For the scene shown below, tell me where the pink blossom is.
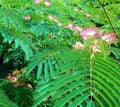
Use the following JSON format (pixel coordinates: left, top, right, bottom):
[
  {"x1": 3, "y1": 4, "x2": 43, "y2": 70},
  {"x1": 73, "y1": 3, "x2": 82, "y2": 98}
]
[
  {"x1": 48, "y1": 15, "x2": 58, "y2": 22},
  {"x1": 53, "y1": 17, "x2": 58, "y2": 22},
  {"x1": 97, "y1": 31, "x2": 104, "y2": 38},
  {"x1": 68, "y1": 23, "x2": 73, "y2": 28},
  {"x1": 91, "y1": 44, "x2": 101, "y2": 53},
  {"x1": 44, "y1": 1, "x2": 51, "y2": 6},
  {"x1": 25, "y1": 83, "x2": 32, "y2": 88},
  {"x1": 48, "y1": 15, "x2": 54, "y2": 20},
  {"x1": 80, "y1": 27, "x2": 98, "y2": 40},
  {"x1": 58, "y1": 22, "x2": 62, "y2": 26},
  {"x1": 90, "y1": 40, "x2": 101, "y2": 54},
  {"x1": 66, "y1": 23, "x2": 74, "y2": 30},
  {"x1": 102, "y1": 33, "x2": 116, "y2": 43},
  {"x1": 92, "y1": 45, "x2": 101, "y2": 53},
  {"x1": 73, "y1": 42, "x2": 84, "y2": 50},
  {"x1": 6, "y1": 74, "x2": 12, "y2": 80},
  {"x1": 24, "y1": 15, "x2": 31, "y2": 20},
  {"x1": 73, "y1": 26, "x2": 83, "y2": 32},
  {"x1": 34, "y1": 0, "x2": 42, "y2": 4}
]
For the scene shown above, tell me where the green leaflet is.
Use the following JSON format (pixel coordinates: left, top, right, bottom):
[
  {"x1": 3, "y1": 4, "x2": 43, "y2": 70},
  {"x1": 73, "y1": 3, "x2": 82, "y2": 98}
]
[
  {"x1": 32, "y1": 51, "x2": 120, "y2": 107},
  {"x1": 0, "y1": 89, "x2": 18, "y2": 107},
  {"x1": 54, "y1": 86, "x2": 89, "y2": 107},
  {"x1": 0, "y1": 8, "x2": 36, "y2": 60},
  {"x1": 69, "y1": 93, "x2": 90, "y2": 107},
  {"x1": 37, "y1": 63, "x2": 43, "y2": 80},
  {"x1": 110, "y1": 47, "x2": 120, "y2": 59},
  {"x1": 52, "y1": 79, "x2": 89, "y2": 100},
  {"x1": 48, "y1": 59, "x2": 55, "y2": 78}
]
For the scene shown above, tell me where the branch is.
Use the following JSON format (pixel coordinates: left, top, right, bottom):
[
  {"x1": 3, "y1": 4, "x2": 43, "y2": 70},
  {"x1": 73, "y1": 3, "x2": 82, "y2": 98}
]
[{"x1": 97, "y1": 0, "x2": 116, "y2": 33}]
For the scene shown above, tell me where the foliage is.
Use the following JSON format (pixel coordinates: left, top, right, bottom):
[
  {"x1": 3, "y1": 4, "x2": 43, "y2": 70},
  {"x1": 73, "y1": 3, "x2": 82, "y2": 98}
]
[
  {"x1": 26, "y1": 48, "x2": 120, "y2": 107},
  {"x1": 0, "y1": 86, "x2": 18, "y2": 107},
  {"x1": 0, "y1": 0, "x2": 120, "y2": 107}
]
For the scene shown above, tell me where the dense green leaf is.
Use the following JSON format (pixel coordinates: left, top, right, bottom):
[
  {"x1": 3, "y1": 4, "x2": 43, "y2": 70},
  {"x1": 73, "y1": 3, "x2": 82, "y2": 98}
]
[{"x1": 0, "y1": 89, "x2": 18, "y2": 107}]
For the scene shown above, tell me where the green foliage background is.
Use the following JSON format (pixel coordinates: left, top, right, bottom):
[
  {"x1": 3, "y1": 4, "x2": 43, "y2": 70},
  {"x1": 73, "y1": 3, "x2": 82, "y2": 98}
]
[{"x1": 0, "y1": 0, "x2": 120, "y2": 107}]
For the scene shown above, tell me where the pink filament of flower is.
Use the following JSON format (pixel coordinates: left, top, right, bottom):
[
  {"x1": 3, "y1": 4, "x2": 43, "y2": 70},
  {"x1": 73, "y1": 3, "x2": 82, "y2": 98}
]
[
  {"x1": 45, "y1": 1, "x2": 51, "y2": 6},
  {"x1": 34, "y1": 0, "x2": 42, "y2": 4},
  {"x1": 80, "y1": 27, "x2": 97, "y2": 40},
  {"x1": 102, "y1": 33, "x2": 116, "y2": 43},
  {"x1": 73, "y1": 26, "x2": 83, "y2": 32}
]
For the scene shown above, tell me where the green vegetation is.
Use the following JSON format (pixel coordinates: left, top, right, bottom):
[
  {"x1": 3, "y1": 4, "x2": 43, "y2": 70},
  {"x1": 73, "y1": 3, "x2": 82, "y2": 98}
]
[{"x1": 0, "y1": 0, "x2": 120, "y2": 107}]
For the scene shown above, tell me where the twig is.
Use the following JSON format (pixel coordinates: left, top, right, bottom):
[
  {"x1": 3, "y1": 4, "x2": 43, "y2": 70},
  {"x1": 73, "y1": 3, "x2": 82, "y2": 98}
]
[{"x1": 97, "y1": 0, "x2": 116, "y2": 33}]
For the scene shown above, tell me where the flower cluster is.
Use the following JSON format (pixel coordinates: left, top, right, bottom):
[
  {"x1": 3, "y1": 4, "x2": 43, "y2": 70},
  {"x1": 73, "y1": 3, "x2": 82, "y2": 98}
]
[
  {"x1": 80, "y1": 27, "x2": 98, "y2": 40},
  {"x1": 48, "y1": 15, "x2": 83, "y2": 31},
  {"x1": 48, "y1": 15, "x2": 63, "y2": 26},
  {"x1": 65, "y1": 23, "x2": 117, "y2": 44},
  {"x1": 34, "y1": 0, "x2": 42, "y2": 4},
  {"x1": 31, "y1": 1, "x2": 117, "y2": 47},
  {"x1": 80, "y1": 27, "x2": 117, "y2": 43},
  {"x1": 48, "y1": 15, "x2": 58, "y2": 22},
  {"x1": 47, "y1": 14, "x2": 116, "y2": 44},
  {"x1": 73, "y1": 27, "x2": 117, "y2": 54},
  {"x1": 73, "y1": 40, "x2": 101, "y2": 55},
  {"x1": 34, "y1": 0, "x2": 51, "y2": 6},
  {"x1": 47, "y1": 14, "x2": 117, "y2": 44},
  {"x1": 6, "y1": 69, "x2": 32, "y2": 88},
  {"x1": 73, "y1": 42, "x2": 84, "y2": 50},
  {"x1": 90, "y1": 40, "x2": 101, "y2": 53},
  {"x1": 74, "y1": 7, "x2": 91, "y2": 18},
  {"x1": 65, "y1": 23, "x2": 83, "y2": 32},
  {"x1": 44, "y1": 0, "x2": 51, "y2": 6}
]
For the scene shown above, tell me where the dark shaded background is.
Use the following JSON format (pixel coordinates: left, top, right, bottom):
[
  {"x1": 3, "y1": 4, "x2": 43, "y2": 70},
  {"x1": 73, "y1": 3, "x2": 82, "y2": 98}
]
[{"x1": 0, "y1": 58, "x2": 13, "y2": 78}]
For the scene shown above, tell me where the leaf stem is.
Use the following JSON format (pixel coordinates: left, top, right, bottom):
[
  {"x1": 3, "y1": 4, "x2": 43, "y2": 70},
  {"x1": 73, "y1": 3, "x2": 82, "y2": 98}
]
[{"x1": 90, "y1": 59, "x2": 92, "y2": 102}]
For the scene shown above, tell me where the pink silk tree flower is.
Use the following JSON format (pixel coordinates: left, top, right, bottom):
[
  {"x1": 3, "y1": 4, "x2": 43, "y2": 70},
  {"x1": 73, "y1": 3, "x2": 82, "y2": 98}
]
[
  {"x1": 90, "y1": 43, "x2": 101, "y2": 53},
  {"x1": 90, "y1": 40, "x2": 101, "y2": 59},
  {"x1": 53, "y1": 17, "x2": 58, "y2": 22},
  {"x1": 67, "y1": 23, "x2": 73, "y2": 28},
  {"x1": 24, "y1": 15, "x2": 31, "y2": 20},
  {"x1": 97, "y1": 31, "x2": 104, "y2": 38},
  {"x1": 44, "y1": 1, "x2": 51, "y2": 6},
  {"x1": 48, "y1": 15, "x2": 54, "y2": 20},
  {"x1": 102, "y1": 33, "x2": 117, "y2": 43},
  {"x1": 73, "y1": 26, "x2": 83, "y2": 32},
  {"x1": 48, "y1": 15, "x2": 58, "y2": 22},
  {"x1": 66, "y1": 23, "x2": 74, "y2": 30},
  {"x1": 80, "y1": 27, "x2": 98, "y2": 40},
  {"x1": 73, "y1": 42, "x2": 84, "y2": 50},
  {"x1": 34, "y1": 0, "x2": 42, "y2": 4}
]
